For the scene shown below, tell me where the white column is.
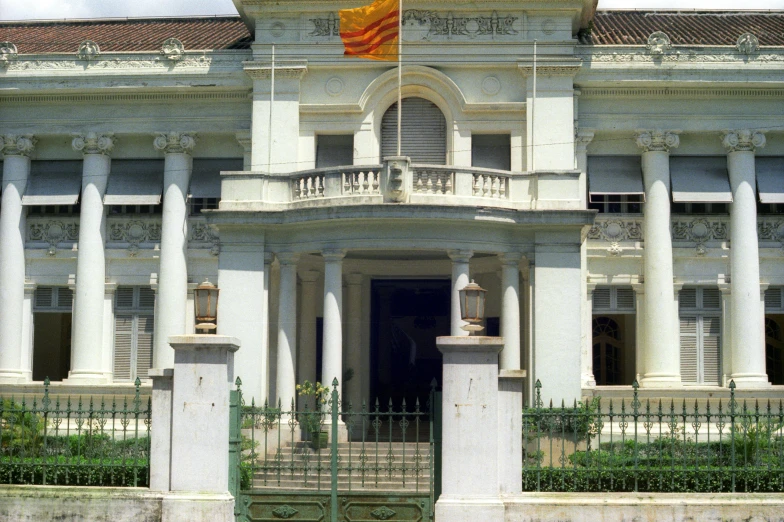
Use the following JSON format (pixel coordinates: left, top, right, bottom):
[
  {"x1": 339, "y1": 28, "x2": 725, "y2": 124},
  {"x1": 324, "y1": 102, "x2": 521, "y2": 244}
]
[
  {"x1": 321, "y1": 250, "x2": 345, "y2": 398},
  {"x1": 499, "y1": 253, "x2": 522, "y2": 370},
  {"x1": 633, "y1": 284, "x2": 645, "y2": 382},
  {"x1": 298, "y1": 269, "x2": 320, "y2": 398},
  {"x1": 69, "y1": 133, "x2": 114, "y2": 383},
  {"x1": 723, "y1": 130, "x2": 770, "y2": 387},
  {"x1": 448, "y1": 250, "x2": 473, "y2": 336},
  {"x1": 152, "y1": 132, "x2": 196, "y2": 370},
  {"x1": 345, "y1": 272, "x2": 363, "y2": 410},
  {"x1": 276, "y1": 253, "x2": 299, "y2": 412},
  {"x1": 584, "y1": 284, "x2": 597, "y2": 387},
  {"x1": 0, "y1": 135, "x2": 35, "y2": 384},
  {"x1": 576, "y1": 130, "x2": 595, "y2": 388},
  {"x1": 636, "y1": 130, "x2": 681, "y2": 388}
]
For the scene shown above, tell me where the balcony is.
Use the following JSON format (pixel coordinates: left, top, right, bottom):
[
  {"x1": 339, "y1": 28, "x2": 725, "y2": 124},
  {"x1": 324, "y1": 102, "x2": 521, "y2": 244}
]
[{"x1": 219, "y1": 159, "x2": 581, "y2": 212}]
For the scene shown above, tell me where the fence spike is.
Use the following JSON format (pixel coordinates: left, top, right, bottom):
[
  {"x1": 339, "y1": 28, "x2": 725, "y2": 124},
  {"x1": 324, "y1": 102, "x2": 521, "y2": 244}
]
[
  {"x1": 235, "y1": 376, "x2": 242, "y2": 388},
  {"x1": 332, "y1": 377, "x2": 339, "y2": 387},
  {"x1": 44, "y1": 376, "x2": 50, "y2": 387}
]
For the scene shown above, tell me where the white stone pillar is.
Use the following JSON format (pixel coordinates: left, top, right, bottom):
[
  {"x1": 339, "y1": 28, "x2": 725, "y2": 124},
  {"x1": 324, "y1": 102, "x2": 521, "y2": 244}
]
[
  {"x1": 148, "y1": 368, "x2": 173, "y2": 492},
  {"x1": 448, "y1": 250, "x2": 473, "y2": 336},
  {"x1": 69, "y1": 132, "x2": 114, "y2": 383},
  {"x1": 633, "y1": 284, "x2": 645, "y2": 382},
  {"x1": 436, "y1": 336, "x2": 504, "y2": 522},
  {"x1": 576, "y1": 130, "x2": 595, "y2": 388},
  {"x1": 152, "y1": 133, "x2": 195, "y2": 370},
  {"x1": 498, "y1": 369, "x2": 525, "y2": 494},
  {"x1": 345, "y1": 272, "x2": 363, "y2": 410},
  {"x1": 584, "y1": 284, "x2": 597, "y2": 387},
  {"x1": 636, "y1": 130, "x2": 681, "y2": 388},
  {"x1": 298, "y1": 269, "x2": 320, "y2": 401},
  {"x1": 499, "y1": 253, "x2": 522, "y2": 370},
  {"x1": 723, "y1": 130, "x2": 770, "y2": 388},
  {"x1": 166, "y1": 335, "x2": 238, "y2": 521},
  {"x1": 321, "y1": 250, "x2": 345, "y2": 398},
  {"x1": 276, "y1": 253, "x2": 299, "y2": 412},
  {"x1": 0, "y1": 135, "x2": 35, "y2": 384}
]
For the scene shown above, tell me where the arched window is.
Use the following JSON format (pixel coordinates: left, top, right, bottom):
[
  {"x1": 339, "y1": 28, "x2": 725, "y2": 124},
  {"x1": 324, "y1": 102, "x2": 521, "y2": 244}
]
[
  {"x1": 381, "y1": 97, "x2": 446, "y2": 164},
  {"x1": 592, "y1": 317, "x2": 623, "y2": 385}
]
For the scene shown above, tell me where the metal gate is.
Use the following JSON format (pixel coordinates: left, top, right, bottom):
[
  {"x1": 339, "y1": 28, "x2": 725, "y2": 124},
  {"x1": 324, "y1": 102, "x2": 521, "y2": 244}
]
[{"x1": 229, "y1": 378, "x2": 441, "y2": 521}]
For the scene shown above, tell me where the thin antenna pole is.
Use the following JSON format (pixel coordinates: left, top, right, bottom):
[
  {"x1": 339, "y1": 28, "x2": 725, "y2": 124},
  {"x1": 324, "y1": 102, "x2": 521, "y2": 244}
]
[
  {"x1": 531, "y1": 39, "x2": 536, "y2": 172},
  {"x1": 396, "y1": 0, "x2": 402, "y2": 157},
  {"x1": 268, "y1": 44, "x2": 275, "y2": 173}
]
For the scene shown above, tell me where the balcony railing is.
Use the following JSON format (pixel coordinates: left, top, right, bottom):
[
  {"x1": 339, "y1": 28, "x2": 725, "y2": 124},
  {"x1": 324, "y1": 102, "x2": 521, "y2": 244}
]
[{"x1": 220, "y1": 160, "x2": 581, "y2": 211}]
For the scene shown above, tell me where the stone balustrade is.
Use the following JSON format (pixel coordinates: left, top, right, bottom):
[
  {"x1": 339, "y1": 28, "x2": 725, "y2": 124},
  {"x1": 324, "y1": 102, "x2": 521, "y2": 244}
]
[{"x1": 220, "y1": 159, "x2": 580, "y2": 211}]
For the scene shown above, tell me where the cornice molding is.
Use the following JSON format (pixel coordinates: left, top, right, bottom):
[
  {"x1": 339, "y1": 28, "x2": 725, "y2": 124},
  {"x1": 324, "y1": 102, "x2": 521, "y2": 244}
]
[
  {"x1": 0, "y1": 91, "x2": 250, "y2": 105},
  {"x1": 519, "y1": 58, "x2": 582, "y2": 77},
  {"x1": 243, "y1": 60, "x2": 308, "y2": 80},
  {"x1": 578, "y1": 47, "x2": 784, "y2": 64},
  {"x1": 3, "y1": 51, "x2": 249, "y2": 72},
  {"x1": 579, "y1": 87, "x2": 784, "y2": 99}
]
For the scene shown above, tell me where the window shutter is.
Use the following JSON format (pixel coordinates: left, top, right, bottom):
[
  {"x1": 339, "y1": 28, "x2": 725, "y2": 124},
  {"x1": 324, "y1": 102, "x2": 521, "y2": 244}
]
[
  {"x1": 679, "y1": 289, "x2": 698, "y2": 310},
  {"x1": 35, "y1": 287, "x2": 54, "y2": 309},
  {"x1": 57, "y1": 288, "x2": 73, "y2": 309},
  {"x1": 138, "y1": 287, "x2": 155, "y2": 310},
  {"x1": 702, "y1": 316, "x2": 721, "y2": 385},
  {"x1": 765, "y1": 288, "x2": 783, "y2": 312},
  {"x1": 592, "y1": 288, "x2": 611, "y2": 311},
  {"x1": 701, "y1": 288, "x2": 721, "y2": 310},
  {"x1": 113, "y1": 315, "x2": 134, "y2": 381},
  {"x1": 116, "y1": 287, "x2": 135, "y2": 309},
  {"x1": 680, "y1": 315, "x2": 699, "y2": 384},
  {"x1": 381, "y1": 97, "x2": 446, "y2": 164},
  {"x1": 135, "y1": 315, "x2": 154, "y2": 380},
  {"x1": 615, "y1": 288, "x2": 635, "y2": 311}
]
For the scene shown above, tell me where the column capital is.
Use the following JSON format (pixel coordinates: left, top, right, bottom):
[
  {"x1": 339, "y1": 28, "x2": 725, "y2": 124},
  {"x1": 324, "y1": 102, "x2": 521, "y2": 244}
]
[
  {"x1": 299, "y1": 269, "x2": 321, "y2": 283},
  {"x1": 276, "y1": 252, "x2": 300, "y2": 265},
  {"x1": 346, "y1": 272, "x2": 363, "y2": 285},
  {"x1": 153, "y1": 132, "x2": 196, "y2": 154},
  {"x1": 635, "y1": 129, "x2": 680, "y2": 153},
  {"x1": 72, "y1": 132, "x2": 114, "y2": 155},
  {"x1": 0, "y1": 134, "x2": 36, "y2": 157},
  {"x1": 722, "y1": 129, "x2": 766, "y2": 153},
  {"x1": 447, "y1": 249, "x2": 473, "y2": 263},
  {"x1": 264, "y1": 252, "x2": 275, "y2": 264},
  {"x1": 321, "y1": 249, "x2": 346, "y2": 262},
  {"x1": 575, "y1": 129, "x2": 595, "y2": 154},
  {"x1": 498, "y1": 252, "x2": 523, "y2": 266}
]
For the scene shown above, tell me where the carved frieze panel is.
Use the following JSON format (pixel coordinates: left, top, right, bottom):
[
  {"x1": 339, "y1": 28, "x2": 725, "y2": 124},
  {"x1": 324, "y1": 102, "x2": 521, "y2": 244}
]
[
  {"x1": 579, "y1": 48, "x2": 784, "y2": 64},
  {"x1": 27, "y1": 219, "x2": 79, "y2": 256},
  {"x1": 161, "y1": 38, "x2": 185, "y2": 62},
  {"x1": 189, "y1": 222, "x2": 220, "y2": 256},
  {"x1": 646, "y1": 32, "x2": 672, "y2": 55},
  {"x1": 736, "y1": 33, "x2": 759, "y2": 55},
  {"x1": 671, "y1": 218, "x2": 728, "y2": 256},
  {"x1": 0, "y1": 42, "x2": 18, "y2": 68},
  {"x1": 758, "y1": 218, "x2": 784, "y2": 255},
  {"x1": 108, "y1": 218, "x2": 162, "y2": 257},
  {"x1": 587, "y1": 218, "x2": 643, "y2": 242},
  {"x1": 77, "y1": 40, "x2": 100, "y2": 60}
]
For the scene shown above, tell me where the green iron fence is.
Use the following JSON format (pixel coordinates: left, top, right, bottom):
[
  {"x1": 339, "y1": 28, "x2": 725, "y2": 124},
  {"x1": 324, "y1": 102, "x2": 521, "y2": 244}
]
[
  {"x1": 522, "y1": 379, "x2": 784, "y2": 493},
  {"x1": 0, "y1": 378, "x2": 151, "y2": 487},
  {"x1": 230, "y1": 377, "x2": 436, "y2": 522}
]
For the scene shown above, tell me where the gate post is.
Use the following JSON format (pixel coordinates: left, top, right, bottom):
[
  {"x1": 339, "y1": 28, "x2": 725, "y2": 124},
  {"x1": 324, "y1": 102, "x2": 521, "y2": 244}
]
[
  {"x1": 498, "y1": 369, "x2": 525, "y2": 494},
  {"x1": 435, "y1": 336, "x2": 505, "y2": 522}
]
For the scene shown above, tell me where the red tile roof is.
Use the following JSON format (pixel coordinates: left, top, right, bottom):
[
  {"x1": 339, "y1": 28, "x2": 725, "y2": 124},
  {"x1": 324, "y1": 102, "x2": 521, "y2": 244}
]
[
  {"x1": 1, "y1": 12, "x2": 783, "y2": 54},
  {"x1": 0, "y1": 16, "x2": 251, "y2": 54},
  {"x1": 590, "y1": 11, "x2": 784, "y2": 46}
]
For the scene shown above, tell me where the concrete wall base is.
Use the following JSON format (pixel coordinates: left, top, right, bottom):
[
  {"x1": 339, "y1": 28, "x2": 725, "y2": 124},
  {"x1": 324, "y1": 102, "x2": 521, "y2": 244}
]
[
  {"x1": 504, "y1": 492, "x2": 784, "y2": 522},
  {"x1": 0, "y1": 486, "x2": 234, "y2": 522},
  {"x1": 436, "y1": 495, "x2": 505, "y2": 522}
]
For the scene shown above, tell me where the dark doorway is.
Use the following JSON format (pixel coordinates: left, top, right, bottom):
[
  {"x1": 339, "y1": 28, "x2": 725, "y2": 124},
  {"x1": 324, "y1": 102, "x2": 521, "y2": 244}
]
[
  {"x1": 32, "y1": 312, "x2": 72, "y2": 382},
  {"x1": 371, "y1": 279, "x2": 450, "y2": 407}
]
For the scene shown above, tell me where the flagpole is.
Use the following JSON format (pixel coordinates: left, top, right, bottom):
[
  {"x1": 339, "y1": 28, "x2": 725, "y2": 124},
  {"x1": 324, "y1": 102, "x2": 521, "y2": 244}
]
[
  {"x1": 268, "y1": 44, "x2": 275, "y2": 173},
  {"x1": 531, "y1": 39, "x2": 536, "y2": 172},
  {"x1": 396, "y1": 0, "x2": 402, "y2": 156}
]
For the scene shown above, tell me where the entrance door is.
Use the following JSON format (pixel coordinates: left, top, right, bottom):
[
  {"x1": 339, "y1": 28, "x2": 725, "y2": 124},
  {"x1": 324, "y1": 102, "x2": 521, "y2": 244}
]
[{"x1": 371, "y1": 279, "x2": 450, "y2": 407}]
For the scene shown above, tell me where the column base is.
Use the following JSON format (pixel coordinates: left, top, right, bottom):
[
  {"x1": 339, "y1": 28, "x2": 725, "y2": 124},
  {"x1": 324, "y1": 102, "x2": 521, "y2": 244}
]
[
  {"x1": 729, "y1": 373, "x2": 771, "y2": 388},
  {"x1": 322, "y1": 419, "x2": 349, "y2": 443},
  {"x1": 161, "y1": 492, "x2": 234, "y2": 522},
  {"x1": 435, "y1": 495, "x2": 505, "y2": 522},
  {"x1": 0, "y1": 370, "x2": 31, "y2": 385},
  {"x1": 64, "y1": 371, "x2": 113, "y2": 385},
  {"x1": 638, "y1": 373, "x2": 681, "y2": 388}
]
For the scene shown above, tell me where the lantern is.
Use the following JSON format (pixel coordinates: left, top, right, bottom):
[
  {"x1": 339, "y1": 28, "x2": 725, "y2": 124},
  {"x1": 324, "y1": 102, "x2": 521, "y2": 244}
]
[
  {"x1": 194, "y1": 279, "x2": 219, "y2": 333},
  {"x1": 459, "y1": 280, "x2": 487, "y2": 334}
]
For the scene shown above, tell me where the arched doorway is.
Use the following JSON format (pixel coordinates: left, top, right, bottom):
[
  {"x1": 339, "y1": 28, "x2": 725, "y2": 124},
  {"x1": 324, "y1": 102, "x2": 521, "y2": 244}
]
[
  {"x1": 592, "y1": 317, "x2": 623, "y2": 385},
  {"x1": 380, "y1": 97, "x2": 446, "y2": 164}
]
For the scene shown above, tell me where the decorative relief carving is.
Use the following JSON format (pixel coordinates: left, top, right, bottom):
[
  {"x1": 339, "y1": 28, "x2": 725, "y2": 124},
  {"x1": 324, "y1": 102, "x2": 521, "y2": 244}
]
[
  {"x1": 72, "y1": 132, "x2": 114, "y2": 155},
  {"x1": 0, "y1": 134, "x2": 36, "y2": 156},
  {"x1": 722, "y1": 129, "x2": 766, "y2": 153},
  {"x1": 481, "y1": 76, "x2": 501, "y2": 96},
  {"x1": 243, "y1": 60, "x2": 308, "y2": 80},
  {"x1": 0, "y1": 42, "x2": 18, "y2": 68},
  {"x1": 310, "y1": 13, "x2": 340, "y2": 36},
  {"x1": 271, "y1": 504, "x2": 298, "y2": 519},
  {"x1": 736, "y1": 33, "x2": 759, "y2": 55},
  {"x1": 6, "y1": 54, "x2": 219, "y2": 72},
  {"x1": 635, "y1": 129, "x2": 680, "y2": 153},
  {"x1": 325, "y1": 77, "x2": 344, "y2": 96},
  {"x1": 28, "y1": 219, "x2": 80, "y2": 256},
  {"x1": 578, "y1": 48, "x2": 784, "y2": 64},
  {"x1": 646, "y1": 32, "x2": 672, "y2": 55},
  {"x1": 108, "y1": 219, "x2": 162, "y2": 257},
  {"x1": 587, "y1": 218, "x2": 643, "y2": 242},
  {"x1": 370, "y1": 506, "x2": 397, "y2": 520},
  {"x1": 153, "y1": 132, "x2": 196, "y2": 154},
  {"x1": 758, "y1": 218, "x2": 784, "y2": 255},
  {"x1": 189, "y1": 222, "x2": 220, "y2": 256},
  {"x1": 77, "y1": 40, "x2": 100, "y2": 60},
  {"x1": 575, "y1": 128, "x2": 595, "y2": 153},
  {"x1": 671, "y1": 218, "x2": 728, "y2": 256},
  {"x1": 161, "y1": 38, "x2": 185, "y2": 62}
]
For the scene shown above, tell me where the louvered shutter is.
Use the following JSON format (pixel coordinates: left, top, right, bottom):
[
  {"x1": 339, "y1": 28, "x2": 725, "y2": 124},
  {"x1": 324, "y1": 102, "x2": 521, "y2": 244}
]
[
  {"x1": 35, "y1": 287, "x2": 54, "y2": 309},
  {"x1": 615, "y1": 288, "x2": 635, "y2": 311},
  {"x1": 766, "y1": 288, "x2": 783, "y2": 312},
  {"x1": 135, "y1": 315, "x2": 154, "y2": 380},
  {"x1": 114, "y1": 315, "x2": 134, "y2": 381},
  {"x1": 57, "y1": 288, "x2": 73, "y2": 309},
  {"x1": 381, "y1": 97, "x2": 446, "y2": 164},
  {"x1": 138, "y1": 287, "x2": 155, "y2": 310},
  {"x1": 680, "y1": 315, "x2": 699, "y2": 384},
  {"x1": 701, "y1": 288, "x2": 721, "y2": 310},
  {"x1": 592, "y1": 288, "x2": 611, "y2": 311},
  {"x1": 702, "y1": 316, "x2": 721, "y2": 385},
  {"x1": 116, "y1": 287, "x2": 135, "y2": 309},
  {"x1": 679, "y1": 289, "x2": 698, "y2": 309}
]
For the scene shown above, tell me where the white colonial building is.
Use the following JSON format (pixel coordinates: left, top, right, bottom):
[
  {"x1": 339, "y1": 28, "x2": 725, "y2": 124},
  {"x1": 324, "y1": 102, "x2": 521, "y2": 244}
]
[{"x1": 1, "y1": 2, "x2": 784, "y2": 406}]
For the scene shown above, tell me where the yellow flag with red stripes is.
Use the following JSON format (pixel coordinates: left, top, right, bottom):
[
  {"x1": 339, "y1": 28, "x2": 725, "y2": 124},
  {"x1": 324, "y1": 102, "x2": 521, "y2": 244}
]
[{"x1": 339, "y1": 0, "x2": 400, "y2": 61}]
